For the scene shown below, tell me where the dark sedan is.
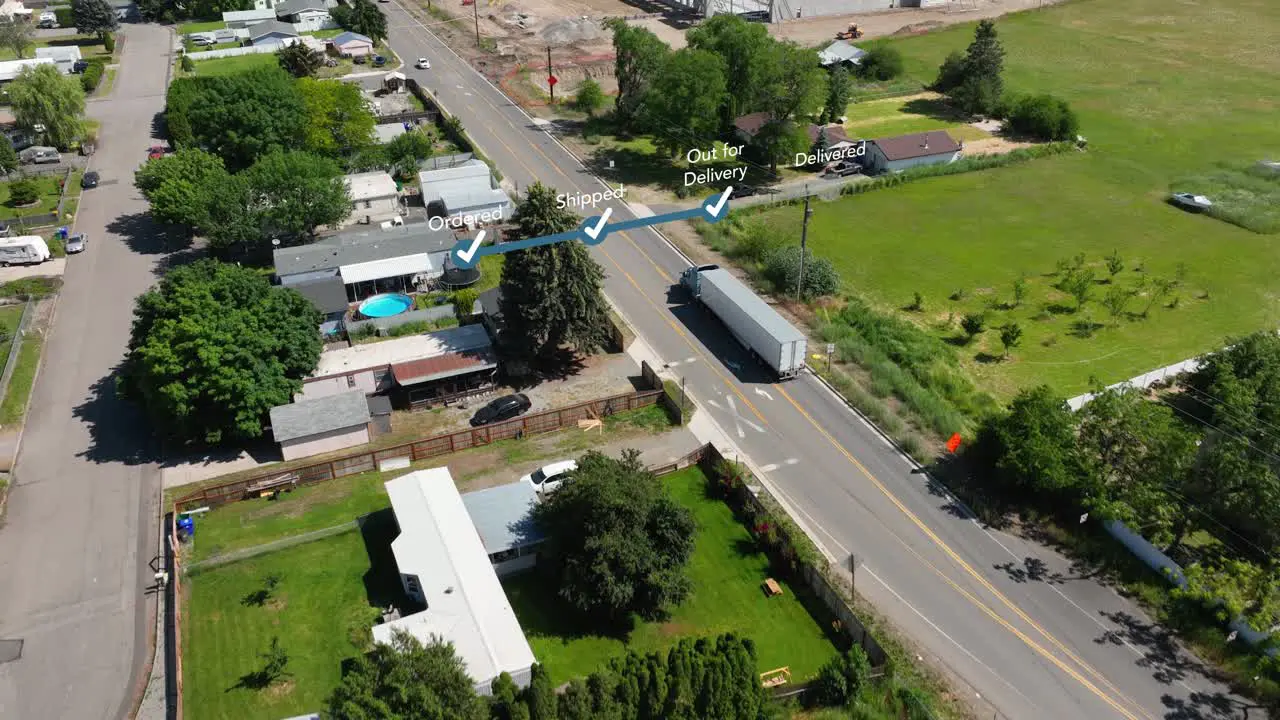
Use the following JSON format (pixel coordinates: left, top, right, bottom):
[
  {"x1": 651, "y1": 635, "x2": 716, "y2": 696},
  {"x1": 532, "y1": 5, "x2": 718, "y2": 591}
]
[
  {"x1": 470, "y1": 393, "x2": 532, "y2": 427},
  {"x1": 80, "y1": 171, "x2": 99, "y2": 189}
]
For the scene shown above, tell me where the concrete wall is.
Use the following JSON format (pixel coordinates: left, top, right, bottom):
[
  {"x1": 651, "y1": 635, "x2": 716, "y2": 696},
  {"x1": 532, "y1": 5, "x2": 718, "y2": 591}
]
[
  {"x1": 279, "y1": 424, "x2": 371, "y2": 461},
  {"x1": 885, "y1": 150, "x2": 962, "y2": 173},
  {"x1": 299, "y1": 369, "x2": 379, "y2": 401}
]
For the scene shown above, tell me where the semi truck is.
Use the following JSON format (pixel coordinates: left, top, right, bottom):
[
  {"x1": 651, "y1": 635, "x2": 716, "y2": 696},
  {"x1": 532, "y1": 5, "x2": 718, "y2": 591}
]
[{"x1": 681, "y1": 264, "x2": 807, "y2": 380}]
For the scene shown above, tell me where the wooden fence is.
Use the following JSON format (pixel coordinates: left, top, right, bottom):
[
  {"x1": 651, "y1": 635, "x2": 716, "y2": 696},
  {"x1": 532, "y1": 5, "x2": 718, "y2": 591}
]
[{"x1": 176, "y1": 383, "x2": 671, "y2": 512}]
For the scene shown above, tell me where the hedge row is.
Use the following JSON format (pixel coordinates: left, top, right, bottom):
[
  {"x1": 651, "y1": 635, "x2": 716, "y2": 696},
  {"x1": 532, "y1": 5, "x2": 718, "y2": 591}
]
[
  {"x1": 841, "y1": 141, "x2": 1077, "y2": 197},
  {"x1": 81, "y1": 59, "x2": 107, "y2": 94}
]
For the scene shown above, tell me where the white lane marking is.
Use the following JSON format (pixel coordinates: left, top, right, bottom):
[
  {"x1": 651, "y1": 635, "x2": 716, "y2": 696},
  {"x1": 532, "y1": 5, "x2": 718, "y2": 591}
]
[
  {"x1": 686, "y1": 356, "x2": 696, "y2": 363},
  {"x1": 754, "y1": 387, "x2": 773, "y2": 400},
  {"x1": 784, "y1": 458, "x2": 800, "y2": 466},
  {"x1": 759, "y1": 463, "x2": 779, "y2": 473}
]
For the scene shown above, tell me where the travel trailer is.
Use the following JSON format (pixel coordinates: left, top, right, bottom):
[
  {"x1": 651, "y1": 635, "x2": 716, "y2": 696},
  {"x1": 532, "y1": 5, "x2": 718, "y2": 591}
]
[{"x1": 0, "y1": 235, "x2": 51, "y2": 266}]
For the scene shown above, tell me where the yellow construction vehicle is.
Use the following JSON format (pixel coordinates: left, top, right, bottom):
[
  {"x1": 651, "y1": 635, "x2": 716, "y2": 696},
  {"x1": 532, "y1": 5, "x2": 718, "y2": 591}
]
[{"x1": 835, "y1": 23, "x2": 864, "y2": 40}]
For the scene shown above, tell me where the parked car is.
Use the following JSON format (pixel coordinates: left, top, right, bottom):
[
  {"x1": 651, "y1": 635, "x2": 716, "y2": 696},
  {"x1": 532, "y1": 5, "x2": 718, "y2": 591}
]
[
  {"x1": 372, "y1": 55, "x2": 387, "y2": 67},
  {"x1": 416, "y1": 57, "x2": 431, "y2": 69},
  {"x1": 353, "y1": 54, "x2": 367, "y2": 65},
  {"x1": 823, "y1": 160, "x2": 860, "y2": 178},
  {"x1": 469, "y1": 393, "x2": 532, "y2": 427},
  {"x1": 1170, "y1": 192, "x2": 1213, "y2": 212},
  {"x1": 37, "y1": 18, "x2": 57, "y2": 28},
  {"x1": 64, "y1": 233, "x2": 87, "y2": 254},
  {"x1": 81, "y1": 171, "x2": 100, "y2": 189},
  {"x1": 20, "y1": 146, "x2": 60, "y2": 165},
  {"x1": 189, "y1": 34, "x2": 214, "y2": 46},
  {"x1": 148, "y1": 145, "x2": 166, "y2": 160},
  {"x1": 521, "y1": 459, "x2": 577, "y2": 495},
  {"x1": 72, "y1": 59, "x2": 89, "y2": 74}
]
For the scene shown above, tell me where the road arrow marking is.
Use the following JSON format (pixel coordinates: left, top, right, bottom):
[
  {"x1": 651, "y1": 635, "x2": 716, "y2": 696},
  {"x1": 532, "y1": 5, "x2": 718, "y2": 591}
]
[
  {"x1": 759, "y1": 463, "x2": 779, "y2": 473},
  {"x1": 753, "y1": 387, "x2": 773, "y2": 400},
  {"x1": 583, "y1": 207, "x2": 613, "y2": 241},
  {"x1": 455, "y1": 230, "x2": 485, "y2": 266},
  {"x1": 705, "y1": 185, "x2": 733, "y2": 219}
]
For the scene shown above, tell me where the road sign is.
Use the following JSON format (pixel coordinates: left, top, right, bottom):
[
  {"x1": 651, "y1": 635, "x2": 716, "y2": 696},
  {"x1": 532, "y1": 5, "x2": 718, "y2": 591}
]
[
  {"x1": 548, "y1": 75, "x2": 558, "y2": 86},
  {"x1": 825, "y1": 342, "x2": 835, "y2": 355}
]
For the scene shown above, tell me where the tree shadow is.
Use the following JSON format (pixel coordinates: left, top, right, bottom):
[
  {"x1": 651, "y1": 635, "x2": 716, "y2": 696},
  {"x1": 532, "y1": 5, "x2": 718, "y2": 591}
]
[
  {"x1": 502, "y1": 348, "x2": 589, "y2": 390},
  {"x1": 228, "y1": 669, "x2": 275, "y2": 692},
  {"x1": 1044, "y1": 302, "x2": 1076, "y2": 315},
  {"x1": 973, "y1": 351, "x2": 1003, "y2": 364},
  {"x1": 504, "y1": 565, "x2": 636, "y2": 643},
  {"x1": 241, "y1": 589, "x2": 270, "y2": 607},
  {"x1": 992, "y1": 556, "x2": 1068, "y2": 585},
  {"x1": 1068, "y1": 319, "x2": 1105, "y2": 339},
  {"x1": 105, "y1": 211, "x2": 195, "y2": 260},
  {"x1": 1097, "y1": 610, "x2": 1215, "y2": 688},
  {"x1": 72, "y1": 368, "x2": 162, "y2": 465},
  {"x1": 1160, "y1": 690, "x2": 1264, "y2": 720},
  {"x1": 900, "y1": 97, "x2": 970, "y2": 123},
  {"x1": 942, "y1": 334, "x2": 972, "y2": 347}
]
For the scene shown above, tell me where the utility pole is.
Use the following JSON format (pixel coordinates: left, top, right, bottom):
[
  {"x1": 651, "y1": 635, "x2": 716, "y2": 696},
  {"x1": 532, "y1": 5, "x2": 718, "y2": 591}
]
[
  {"x1": 472, "y1": 0, "x2": 480, "y2": 48},
  {"x1": 547, "y1": 46, "x2": 554, "y2": 104},
  {"x1": 849, "y1": 553, "x2": 859, "y2": 595},
  {"x1": 679, "y1": 376, "x2": 687, "y2": 425},
  {"x1": 796, "y1": 185, "x2": 812, "y2": 303}
]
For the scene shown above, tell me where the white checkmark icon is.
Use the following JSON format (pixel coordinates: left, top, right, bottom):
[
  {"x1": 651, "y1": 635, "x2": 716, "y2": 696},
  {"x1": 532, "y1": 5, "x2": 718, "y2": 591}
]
[
  {"x1": 456, "y1": 229, "x2": 486, "y2": 264},
  {"x1": 706, "y1": 186, "x2": 733, "y2": 218},
  {"x1": 584, "y1": 207, "x2": 612, "y2": 240}
]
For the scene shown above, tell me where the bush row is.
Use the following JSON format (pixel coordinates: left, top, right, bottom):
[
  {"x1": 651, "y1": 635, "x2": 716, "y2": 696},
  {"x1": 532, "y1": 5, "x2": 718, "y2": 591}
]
[
  {"x1": 841, "y1": 141, "x2": 1076, "y2": 198},
  {"x1": 81, "y1": 59, "x2": 107, "y2": 94}
]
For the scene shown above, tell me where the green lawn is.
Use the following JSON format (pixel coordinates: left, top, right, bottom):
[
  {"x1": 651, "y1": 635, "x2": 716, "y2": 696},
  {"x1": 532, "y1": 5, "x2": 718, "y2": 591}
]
[
  {"x1": 178, "y1": 19, "x2": 227, "y2": 34},
  {"x1": 0, "y1": 171, "x2": 79, "y2": 223},
  {"x1": 190, "y1": 52, "x2": 278, "y2": 77},
  {"x1": 841, "y1": 92, "x2": 988, "y2": 142},
  {"x1": 505, "y1": 466, "x2": 839, "y2": 684},
  {"x1": 0, "y1": 321, "x2": 44, "y2": 425},
  {"x1": 0, "y1": 36, "x2": 112, "y2": 62},
  {"x1": 181, "y1": 528, "x2": 388, "y2": 720},
  {"x1": 0, "y1": 304, "x2": 25, "y2": 368},
  {"x1": 722, "y1": 0, "x2": 1280, "y2": 399}
]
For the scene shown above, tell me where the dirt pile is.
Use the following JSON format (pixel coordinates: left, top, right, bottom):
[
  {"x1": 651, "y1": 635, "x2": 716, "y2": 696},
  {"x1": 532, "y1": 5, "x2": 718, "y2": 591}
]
[{"x1": 540, "y1": 17, "x2": 607, "y2": 46}]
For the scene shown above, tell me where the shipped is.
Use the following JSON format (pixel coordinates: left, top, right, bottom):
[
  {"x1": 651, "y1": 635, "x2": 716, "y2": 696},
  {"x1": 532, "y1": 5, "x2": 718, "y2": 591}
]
[{"x1": 681, "y1": 264, "x2": 807, "y2": 380}]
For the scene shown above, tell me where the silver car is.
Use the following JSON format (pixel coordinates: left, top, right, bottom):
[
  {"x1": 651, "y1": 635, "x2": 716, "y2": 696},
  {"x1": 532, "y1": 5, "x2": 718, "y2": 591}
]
[{"x1": 65, "y1": 233, "x2": 87, "y2": 254}]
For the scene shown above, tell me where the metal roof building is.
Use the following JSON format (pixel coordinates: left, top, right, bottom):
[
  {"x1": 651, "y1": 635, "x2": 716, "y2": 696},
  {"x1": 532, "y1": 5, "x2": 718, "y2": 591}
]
[
  {"x1": 374, "y1": 468, "x2": 537, "y2": 694},
  {"x1": 273, "y1": 224, "x2": 456, "y2": 289},
  {"x1": 419, "y1": 160, "x2": 513, "y2": 220}
]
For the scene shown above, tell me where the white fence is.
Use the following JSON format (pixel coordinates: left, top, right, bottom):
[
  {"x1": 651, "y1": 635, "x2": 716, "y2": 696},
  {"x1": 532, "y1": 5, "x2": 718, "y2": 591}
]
[
  {"x1": 185, "y1": 35, "x2": 326, "y2": 61},
  {"x1": 1065, "y1": 356, "x2": 1204, "y2": 411}
]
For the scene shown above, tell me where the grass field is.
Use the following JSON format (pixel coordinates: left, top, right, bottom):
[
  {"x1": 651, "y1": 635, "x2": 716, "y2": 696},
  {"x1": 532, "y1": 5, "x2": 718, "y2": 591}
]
[
  {"x1": 178, "y1": 19, "x2": 227, "y2": 34},
  {"x1": 506, "y1": 465, "x2": 839, "y2": 684},
  {"x1": 0, "y1": 35, "x2": 113, "y2": 62},
  {"x1": 0, "y1": 304, "x2": 24, "y2": 369},
  {"x1": 721, "y1": 0, "x2": 1280, "y2": 399},
  {"x1": 840, "y1": 92, "x2": 989, "y2": 143},
  {"x1": 0, "y1": 171, "x2": 80, "y2": 222},
  {"x1": 181, "y1": 529, "x2": 384, "y2": 720},
  {"x1": 0, "y1": 322, "x2": 45, "y2": 425}
]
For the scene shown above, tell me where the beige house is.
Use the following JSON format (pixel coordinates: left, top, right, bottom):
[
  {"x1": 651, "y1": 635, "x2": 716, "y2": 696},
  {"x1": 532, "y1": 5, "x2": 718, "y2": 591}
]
[
  {"x1": 344, "y1": 171, "x2": 401, "y2": 226},
  {"x1": 269, "y1": 390, "x2": 371, "y2": 461}
]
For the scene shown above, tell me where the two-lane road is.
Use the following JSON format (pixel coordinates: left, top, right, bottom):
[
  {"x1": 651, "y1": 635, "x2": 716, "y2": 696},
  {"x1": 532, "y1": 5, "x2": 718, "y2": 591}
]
[{"x1": 385, "y1": 5, "x2": 1250, "y2": 720}]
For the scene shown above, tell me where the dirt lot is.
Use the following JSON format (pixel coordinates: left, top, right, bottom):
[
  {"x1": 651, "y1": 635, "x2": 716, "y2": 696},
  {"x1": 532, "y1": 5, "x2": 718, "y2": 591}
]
[{"x1": 771, "y1": 0, "x2": 1071, "y2": 46}]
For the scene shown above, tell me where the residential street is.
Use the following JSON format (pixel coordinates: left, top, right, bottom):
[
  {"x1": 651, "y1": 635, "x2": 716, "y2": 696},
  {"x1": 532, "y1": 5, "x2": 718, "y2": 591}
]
[
  {"x1": 384, "y1": 5, "x2": 1250, "y2": 720},
  {"x1": 0, "y1": 23, "x2": 173, "y2": 720}
]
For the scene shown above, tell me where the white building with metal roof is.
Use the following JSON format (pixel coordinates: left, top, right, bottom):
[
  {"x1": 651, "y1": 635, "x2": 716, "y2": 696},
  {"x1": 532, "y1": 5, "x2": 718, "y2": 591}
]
[
  {"x1": 418, "y1": 160, "x2": 513, "y2": 221},
  {"x1": 273, "y1": 223, "x2": 457, "y2": 300},
  {"x1": 374, "y1": 468, "x2": 538, "y2": 695},
  {"x1": 461, "y1": 481, "x2": 545, "y2": 576}
]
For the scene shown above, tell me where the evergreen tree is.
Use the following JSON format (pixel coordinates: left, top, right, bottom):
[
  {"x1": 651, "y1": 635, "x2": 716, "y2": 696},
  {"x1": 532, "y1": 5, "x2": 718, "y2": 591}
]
[
  {"x1": 277, "y1": 41, "x2": 324, "y2": 78},
  {"x1": 810, "y1": 126, "x2": 830, "y2": 163},
  {"x1": 821, "y1": 65, "x2": 852, "y2": 123},
  {"x1": 498, "y1": 183, "x2": 610, "y2": 364},
  {"x1": 954, "y1": 19, "x2": 1005, "y2": 115},
  {"x1": 558, "y1": 679, "x2": 593, "y2": 720},
  {"x1": 524, "y1": 665, "x2": 558, "y2": 720}
]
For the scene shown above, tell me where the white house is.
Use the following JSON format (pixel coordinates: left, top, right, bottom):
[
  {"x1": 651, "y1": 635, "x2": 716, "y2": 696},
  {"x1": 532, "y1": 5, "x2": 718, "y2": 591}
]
[
  {"x1": 0, "y1": 58, "x2": 54, "y2": 83},
  {"x1": 248, "y1": 19, "x2": 300, "y2": 47},
  {"x1": 222, "y1": 8, "x2": 276, "y2": 27},
  {"x1": 343, "y1": 171, "x2": 401, "y2": 226},
  {"x1": 275, "y1": 0, "x2": 333, "y2": 32},
  {"x1": 418, "y1": 160, "x2": 513, "y2": 221},
  {"x1": 273, "y1": 223, "x2": 457, "y2": 300},
  {"x1": 34, "y1": 46, "x2": 81, "y2": 75},
  {"x1": 373, "y1": 468, "x2": 537, "y2": 695},
  {"x1": 864, "y1": 130, "x2": 962, "y2": 174},
  {"x1": 268, "y1": 390, "x2": 372, "y2": 461}
]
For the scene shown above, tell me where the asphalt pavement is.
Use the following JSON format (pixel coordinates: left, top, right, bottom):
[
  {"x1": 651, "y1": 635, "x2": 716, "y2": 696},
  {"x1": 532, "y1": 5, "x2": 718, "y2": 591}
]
[
  {"x1": 384, "y1": 6, "x2": 1251, "y2": 719},
  {"x1": 0, "y1": 23, "x2": 173, "y2": 720}
]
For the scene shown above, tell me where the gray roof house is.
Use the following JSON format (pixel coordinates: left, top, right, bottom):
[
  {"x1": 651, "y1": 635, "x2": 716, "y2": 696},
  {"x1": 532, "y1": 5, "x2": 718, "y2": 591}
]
[
  {"x1": 460, "y1": 480, "x2": 545, "y2": 576},
  {"x1": 274, "y1": 223, "x2": 458, "y2": 299},
  {"x1": 268, "y1": 390, "x2": 372, "y2": 461},
  {"x1": 249, "y1": 19, "x2": 300, "y2": 46},
  {"x1": 275, "y1": 0, "x2": 327, "y2": 13},
  {"x1": 418, "y1": 160, "x2": 514, "y2": 221}
]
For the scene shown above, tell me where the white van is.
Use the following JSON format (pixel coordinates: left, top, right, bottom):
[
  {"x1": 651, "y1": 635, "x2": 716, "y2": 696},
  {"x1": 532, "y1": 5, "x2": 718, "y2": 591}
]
[
  {"x1": 19, "y1": 146, "x2": 60, "y2": 165},
  {"x1": 0, "y1": 236, "x2": 51, "y2": 266}
]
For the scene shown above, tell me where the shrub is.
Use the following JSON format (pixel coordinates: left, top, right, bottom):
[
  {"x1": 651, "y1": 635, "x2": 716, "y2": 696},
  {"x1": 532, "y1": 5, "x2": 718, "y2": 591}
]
[
  {"x1": 763, "y1": 245, "x2": 841, "y2": 299},
  {"x1": 732, "y1": 218, "x2": 785, "y2": 263},
  {"x1": 571, "y1": 77, "x2": 604, "y2": 116},
  {"x1": 80, "y1": 59, "x2": 106, "y2": 93},
  {"x1": 451, "y1": 287, "x2": 478, "y2": 319},
  {"x1": 6, "y1": 178, "x2": 39, "y2": 206},
  {"x1": 103, "y1": 32, "x2": 115, "y2": 53},
  {"x1": 180, "y1": 54, "x2": 195, "y2": 72},
  {"x1": 933, "y1": 50, "x2": 965, "y2": 92},
  {"x1": 960, "y1": 312, "x2": 986, "y2": 338},
  {"x1": 857, "y1": 45, "x2": 904, "y2": 82},
  {"x1": 1006, "y1": 94, "x2": 1079, "y2": 141},
  {"x1": 814, "y1": 648, "x2": 872, "y2": 707},
  {"x1": 54, "y1": 6, "x2": 73, "y2": 27}
]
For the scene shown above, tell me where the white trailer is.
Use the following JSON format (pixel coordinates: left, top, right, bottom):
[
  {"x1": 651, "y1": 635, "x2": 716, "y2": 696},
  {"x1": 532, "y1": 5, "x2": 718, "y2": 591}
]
[
  {"x1": 681, "y1": 264, "x2": 807, "y2": 379},
  {"x1": 0, "y1": 235, "x2": 51, "y2": 266}
]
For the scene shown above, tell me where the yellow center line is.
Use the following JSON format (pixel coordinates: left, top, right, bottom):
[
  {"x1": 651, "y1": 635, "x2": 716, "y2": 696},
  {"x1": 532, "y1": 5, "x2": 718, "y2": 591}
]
[{"x1": 774, "y1": 384, "x2": 1155, "y2": 720}]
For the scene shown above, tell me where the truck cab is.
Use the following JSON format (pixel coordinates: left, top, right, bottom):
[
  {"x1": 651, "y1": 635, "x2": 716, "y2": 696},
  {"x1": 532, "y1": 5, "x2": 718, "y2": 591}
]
[{"x1": 681, "y1": 264, "x2": 719, "y2": 296}]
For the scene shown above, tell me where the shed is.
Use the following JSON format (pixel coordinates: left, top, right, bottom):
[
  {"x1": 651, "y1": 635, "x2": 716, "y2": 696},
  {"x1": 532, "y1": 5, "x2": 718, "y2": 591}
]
[
  {"x1": 344, "y1": 170, "x2": 401, "y2": 226},
  {"x1": 864, "y1": 130, "x2": 962, "y2": 174},
  {"x1": 331, "y1": 31, "x2": 374, "y2": 57},
  {"x1": 374, "y1": 468, "x2": 538, "y2": 695},
  {"x1": 269, "y1": 390, "x2": 372, "y2": 461},
  {"x1": 289, "y1": 276, "x2": 349, "y2": 337},
  {"x1": 418, "y1": 160, "x2": 513, "y2": 221}
]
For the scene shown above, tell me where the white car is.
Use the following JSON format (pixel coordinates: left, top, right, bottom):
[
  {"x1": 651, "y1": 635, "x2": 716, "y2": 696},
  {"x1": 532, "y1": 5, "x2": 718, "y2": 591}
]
[
  {"x1": 416, "y1": 57, "x2": 431, "y2": 69},
  {"x1": 522, "y1": 460, "x2": 577, "y2": 495},
  {"x1": 1170, "y1": 192, "x2": 1213, "y2": 211}
]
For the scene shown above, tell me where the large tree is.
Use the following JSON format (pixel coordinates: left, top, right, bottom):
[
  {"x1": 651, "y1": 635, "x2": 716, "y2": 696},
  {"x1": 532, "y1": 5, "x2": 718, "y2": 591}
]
[
  {"x1": 134, "y1": 148, "x2": 229, "y2": 231},
  {"x1": 326, "y1": 630, "x2": 487, "y2": 720},
  {"x1": 498, "y1": 182, "x2": 610, "y2": 363},
  {"x1": 277, "y1": 40, "x2": 325, "y2": 78},
  {"x1": 686, "y1": 13, "x2": 774, "y2": 128},
  {"x1": 71, "y1": 0, "x2": 119, "y2": 39},
  {"x1": 605, "y1": 19, "x2": 669, "y2": 131},
  {"x1": 975, "y1": 385, "x2": 1090, "y2": 507},
  {"x1": 297, "y1": 78, "x2": 376, "y2": 159},
  {"x1": 643, "y1": 49, "x2": 727, "y2": 157},
  {"x1": 242, "y1": 150, "x2": 351, "y2": 241},
  {"x1": 951, "y1": 19, "x2": 1005, "y2": 116},
  {"x1": 821, "y1": 65, "x2": 852, "y2": 124},
  {"x1": 331, "y1": 0, "x2": 387, "y2": 43},
  {"x1": 757, "y1": 41, "x2": 825, "y2": 123},
  {"x1": 0, "y1": 19, "x2": 34, "y2": 59},
  {"x1": 175, "y1": 66, "x2": 307, "y2": 170},
  {"x1": 8, "y1": 64, "x2": 87, "y2": 149},
  {"x1": 119, "y1": 260, "x2": 322, "y2": 446},
  {"x1": 533, "y1": 449, "x2": 696, "y2": 626}
]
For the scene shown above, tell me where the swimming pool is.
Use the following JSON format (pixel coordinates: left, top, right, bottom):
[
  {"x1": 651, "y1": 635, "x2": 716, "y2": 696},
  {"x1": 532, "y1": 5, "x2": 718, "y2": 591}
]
[{"x1": 358, "y1": 293, "x2": 413, "y2": 318}]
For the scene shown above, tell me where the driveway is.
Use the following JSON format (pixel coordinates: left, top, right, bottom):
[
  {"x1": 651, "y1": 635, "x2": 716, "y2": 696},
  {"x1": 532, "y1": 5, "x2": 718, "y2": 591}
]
[
  {"x1": 0, "y1": 259, "x2": 65, "y2": 282},
  {"x1": 0, "y1": 23, "x2": 175, "y2": 720}
]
